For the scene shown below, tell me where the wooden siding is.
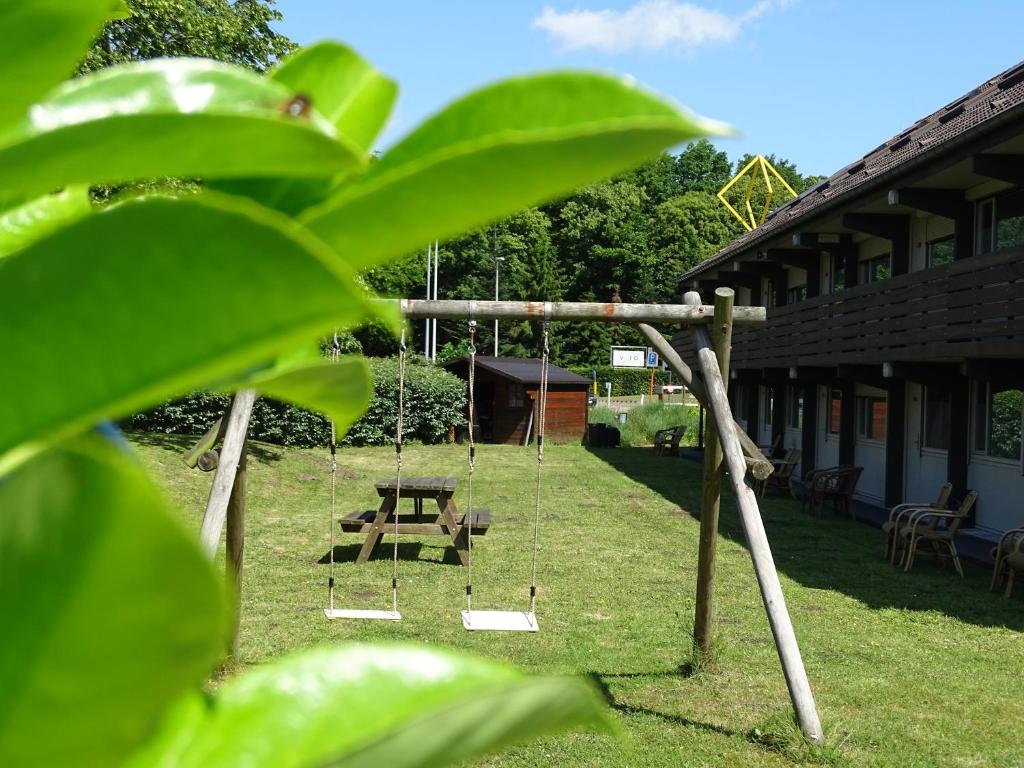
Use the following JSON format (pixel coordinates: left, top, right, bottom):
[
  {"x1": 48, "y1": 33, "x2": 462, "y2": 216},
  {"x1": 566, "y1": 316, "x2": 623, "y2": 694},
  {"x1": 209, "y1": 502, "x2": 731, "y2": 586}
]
[
  {"x1": 674, "y1": 247, "x2": 1024, "y2": 369},
  {"x1": 462, "y1": 368, "x2": 587, "y2": 445}
]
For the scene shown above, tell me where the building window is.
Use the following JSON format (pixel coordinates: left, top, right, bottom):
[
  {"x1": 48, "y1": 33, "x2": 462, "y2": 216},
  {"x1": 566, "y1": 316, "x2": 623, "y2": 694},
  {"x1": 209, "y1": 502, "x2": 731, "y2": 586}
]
[
  {"x1": 508, "y1": 382, "x2": 525, "y2": 408},
  {"x1": 856, "y1": 396, "x2": 887, "y2": 440},
  {"x1": 786, "y1": 386, "x2": 803, "y2": 430},
  {"x1": 976, "y1": 198, "x2": 995, "y2": 254},
  {"x1": 765, "y1": 278, "x2": 777, "y2": 308},
  {"x1": 762, "y1": 387, "x2": 773, "y2": 429},
  {"x1": 786, "y1": 284, "x2": 807, "y2": 304},
  {"x1": 830, "y1": 253, "x2": 846, "y2": 293},
  {"x1": 997, "y1": 188, "x2": 1024, "y2": 252},
  {"x1": 973, "y1": 382, "x2": 1023, "y2": 461},
  {"x1": 926, "y1": 235, "x2": 955, "y2": 268},
  {"x1": 858, "y1": 254, "x2": 891, "y2": 284},
  {"x1": 923, "y1": 387, "x2": 950, "y2": 450},
  {"x1": 828, "y1": 389, "x2": 842, "y2": 435}
]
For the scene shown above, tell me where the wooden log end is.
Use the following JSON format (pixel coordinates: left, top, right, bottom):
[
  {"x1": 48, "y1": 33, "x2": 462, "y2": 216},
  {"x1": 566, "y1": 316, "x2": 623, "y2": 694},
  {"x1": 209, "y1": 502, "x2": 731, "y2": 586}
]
[{"x1": 749, "y1": 458, "x2": 774, "y2": 481}]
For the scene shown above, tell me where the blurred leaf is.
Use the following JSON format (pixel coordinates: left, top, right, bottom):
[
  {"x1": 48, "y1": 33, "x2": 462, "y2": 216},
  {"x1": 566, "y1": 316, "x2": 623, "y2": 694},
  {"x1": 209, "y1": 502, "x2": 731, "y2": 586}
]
[
  {"x1": 107, "y1": 0, "x2": 132, "y2": 19},
  {"x1": 0, "y1": 194, "x2": 379, "y2": 473},
  {"x1": 0, "y1": 434, "x2": 227, "y2": 767},
  {"x1": 214, "y1": 42, "x2": 397, "y2": 214},
  {"x1": 0, "y1": 0, "x2": 115, "y2": 132},
  {"x1": 301, "y1": 72, "x2": 727, "y2": 271},
  {"x1": 0, "y1": 187, "x2": 91, "y2": 258},
  {"x1": 128, "y1": 645, "x2": 612, "y2": 768},
  {"x1": 0, "y1": 59, "x2": 364, "y2": 198}
]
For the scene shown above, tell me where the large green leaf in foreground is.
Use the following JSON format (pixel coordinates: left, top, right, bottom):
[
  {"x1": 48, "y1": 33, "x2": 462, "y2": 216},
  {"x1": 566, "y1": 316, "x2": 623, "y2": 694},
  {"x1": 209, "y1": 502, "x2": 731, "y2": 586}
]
[
  {"x1": 302, "y1": 72, "x2": 727, "y2": 270},
  {"x1": 0, "y1": 187, "x2": 91, "y2": 259},
  {"x1": 128, "y1": 645, "x2": 611, "y2": 768},
  {"x1": 0, "y1": 194, "x2": 377, "y2": 472},
  {"x1": 0, "y1": 0, "x2": 117, "y2": 132},
  {"x1": 0, "y1": 58, "x2": 365, "y2": 198},
  {"x1": 0, "y1": 435, "x2": 227, "y2": 767}
]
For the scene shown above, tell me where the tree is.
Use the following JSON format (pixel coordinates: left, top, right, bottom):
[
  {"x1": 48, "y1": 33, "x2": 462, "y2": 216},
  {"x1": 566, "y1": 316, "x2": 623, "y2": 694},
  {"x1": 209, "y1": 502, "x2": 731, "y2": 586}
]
[
  {"x1": 80, "y1": 0, "x2": 296, "y2": 73},
  {"x1": 651, "y1": 191, "x2": 742, "y2": 283},
  {"x1": 675, "y1": 139, "x2": 733, "y2": 195}
]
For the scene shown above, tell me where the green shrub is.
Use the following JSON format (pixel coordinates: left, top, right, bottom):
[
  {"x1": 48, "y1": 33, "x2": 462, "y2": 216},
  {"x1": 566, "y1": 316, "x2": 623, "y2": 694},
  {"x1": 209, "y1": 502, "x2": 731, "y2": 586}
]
[{"x1": 569, "y1": 365, "x2": 671, "y2": 396}]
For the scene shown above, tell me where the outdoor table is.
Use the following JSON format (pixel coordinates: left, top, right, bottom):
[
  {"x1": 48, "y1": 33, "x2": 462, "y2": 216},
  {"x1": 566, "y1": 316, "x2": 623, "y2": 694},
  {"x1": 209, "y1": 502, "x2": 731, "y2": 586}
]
[{"x1": 340, "y1": 476, "x2": 478, "y2": 566}]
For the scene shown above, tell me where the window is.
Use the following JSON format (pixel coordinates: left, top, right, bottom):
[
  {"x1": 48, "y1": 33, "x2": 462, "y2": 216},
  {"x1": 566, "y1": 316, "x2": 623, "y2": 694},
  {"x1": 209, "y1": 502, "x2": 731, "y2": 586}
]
[
  {"x1": 858, "y1": 253, "x2": 891, "y2": 284},
  {"x1": 997, "y1": 188, "x2": 1024, "y2": 252},
  {"x1": 508, "y1": 382, "x2": 524, "y2": 408},
  {"x1": 762, "y1": 387, "x2": 774, "y2": 429},
  {"x1": 786, "y1": 386, "x2": 803, "y2": 430},
  {"x1": 973, "y1": 382, "x2": 1023, "y2": 460},
  {"x1": 976, "y1": 198, "x2": 995, "y2": 255},
  {"x1": 926, "y1": 235, "x2": 955, "y2": 268},
  {"x1": 765, "y1": 278, "x2": 777, "y2": 308},
  {"x1": 856, "y1": 396, "x2": 887, "y2": 440},
  {"x1": 786, "y1": 284, "x2": 807, "y2": 304},
  {"x1": 922, "y1": 387, "x2": 950, "y2": 450},
  {"x1": 828, "y1": 389, "x2": 842, "y2": 435},
  {"x1": 830, "y1": 253, "x2": 846, "y2": 293}
]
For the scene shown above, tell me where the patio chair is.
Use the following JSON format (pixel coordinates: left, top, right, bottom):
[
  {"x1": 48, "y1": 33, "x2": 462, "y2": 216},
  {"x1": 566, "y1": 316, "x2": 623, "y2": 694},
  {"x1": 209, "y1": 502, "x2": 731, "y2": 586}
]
[
  {"x1": 654, "y1": 425, "x2": 686, "y2": 456},
  {"x1": 990, "y1": 525, "x2": 1024, "y2": 597},
  {"x1": 882, "y1": 482, "x2": 953, "y2": 564},
  {"x1": 796, "y1": 466, "x2": 863, "y2": 519},
  {"x1": 894, "y1": 491, "x2": 978, "y2": 576},
  {"x1": 758, "y1": 448, "x2": 801, "y2": 497},
  {"x1": 758, "y1": 433, "x2": 783, "y2": 459}
]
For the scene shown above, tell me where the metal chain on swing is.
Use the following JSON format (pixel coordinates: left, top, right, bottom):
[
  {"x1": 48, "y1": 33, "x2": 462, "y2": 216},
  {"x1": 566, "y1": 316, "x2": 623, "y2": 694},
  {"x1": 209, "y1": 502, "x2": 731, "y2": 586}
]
[
  {"x1": 465, "y1": 320, "x2": 477, "y2": 613},
  {"x1": 391, "y1": 328, "x2": 407, "y2": 614},
  {"x1": 327, "y1": 332, "x2": 342, "y2": 611},
  {"x1": 529, "y1": 322, "x2": 551, "y2": 615}
]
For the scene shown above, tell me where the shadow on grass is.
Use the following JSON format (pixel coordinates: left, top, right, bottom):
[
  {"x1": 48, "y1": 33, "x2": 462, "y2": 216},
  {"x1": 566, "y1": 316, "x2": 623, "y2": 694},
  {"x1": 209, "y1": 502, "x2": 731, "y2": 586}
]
[
  {"x1": 586, "y1": 446, "x2": 1024, "y2": 631},
  {"x1": 126, "y1": 430, "x2": 287, "y2": 464},
  {"x1": 319, "y1": 542, "x2": 466, "y2": 566}
]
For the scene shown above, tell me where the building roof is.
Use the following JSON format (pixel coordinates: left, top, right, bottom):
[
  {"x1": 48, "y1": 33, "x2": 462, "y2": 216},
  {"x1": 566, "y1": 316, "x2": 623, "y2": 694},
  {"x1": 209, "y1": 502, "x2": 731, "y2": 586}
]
[
  {"x1": 683, "y1": 58, "x2": 1024, "y2": 279},
  {"x1": 444, "y1": 356, "x2": 590, "y2": 385}
]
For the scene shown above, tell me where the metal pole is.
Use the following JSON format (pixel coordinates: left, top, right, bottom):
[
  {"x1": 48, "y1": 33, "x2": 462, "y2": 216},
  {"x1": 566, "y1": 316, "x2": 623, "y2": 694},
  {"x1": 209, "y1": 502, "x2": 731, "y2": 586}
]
[
  {"x1": 425, "y1": 246, "x2": 432, "y2": 357},
  {"x1": 687, "y1": 288, "x2": 824, "y2": 746},
  {"x1": 432, "y1": 241, "x2": 439, "y2": 361}
]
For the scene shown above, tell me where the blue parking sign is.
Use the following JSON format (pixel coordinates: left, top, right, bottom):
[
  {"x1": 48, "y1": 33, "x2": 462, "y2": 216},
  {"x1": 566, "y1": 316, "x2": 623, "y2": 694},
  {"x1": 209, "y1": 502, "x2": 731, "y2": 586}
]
[{"x1": 646, "y1": 348, "x2": 659, "y2": 368}]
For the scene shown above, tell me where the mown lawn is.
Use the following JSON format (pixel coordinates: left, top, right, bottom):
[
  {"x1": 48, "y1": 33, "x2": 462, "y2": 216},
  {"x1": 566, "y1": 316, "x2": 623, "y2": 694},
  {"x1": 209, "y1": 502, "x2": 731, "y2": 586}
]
[{"x1": 131, "y1": 434, "x2": 1024, "y2": 768}]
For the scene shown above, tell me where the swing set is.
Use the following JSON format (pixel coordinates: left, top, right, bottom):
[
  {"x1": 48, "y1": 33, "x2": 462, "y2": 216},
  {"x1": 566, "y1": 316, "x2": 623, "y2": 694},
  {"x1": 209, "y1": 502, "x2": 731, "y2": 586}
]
[{"x1": 191, "y1": 290, "x2": 825, "y2": 745}]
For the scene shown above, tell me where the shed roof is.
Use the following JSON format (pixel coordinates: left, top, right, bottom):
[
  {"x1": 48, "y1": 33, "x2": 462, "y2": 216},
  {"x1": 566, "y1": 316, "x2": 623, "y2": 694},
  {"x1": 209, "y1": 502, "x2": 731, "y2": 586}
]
[
  {"x1": 683, "y1": 58, "x2": 1024, "y2": 279},
  {"x1": 444, "y1": 356, "x2": 590, "y2": 386}
]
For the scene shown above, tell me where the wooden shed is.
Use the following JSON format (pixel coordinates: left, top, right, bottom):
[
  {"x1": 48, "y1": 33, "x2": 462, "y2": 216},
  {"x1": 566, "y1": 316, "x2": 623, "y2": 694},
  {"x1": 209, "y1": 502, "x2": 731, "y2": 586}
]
[{"x1": 443, "y1": 356, "x2": 589, "y2": 445}]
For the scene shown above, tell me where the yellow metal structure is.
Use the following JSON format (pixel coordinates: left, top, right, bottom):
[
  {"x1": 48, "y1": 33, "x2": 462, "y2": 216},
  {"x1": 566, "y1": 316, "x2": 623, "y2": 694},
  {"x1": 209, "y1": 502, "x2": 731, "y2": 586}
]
[{"x1": 717, "y1": 155, "x2": 799, "y2": 232}]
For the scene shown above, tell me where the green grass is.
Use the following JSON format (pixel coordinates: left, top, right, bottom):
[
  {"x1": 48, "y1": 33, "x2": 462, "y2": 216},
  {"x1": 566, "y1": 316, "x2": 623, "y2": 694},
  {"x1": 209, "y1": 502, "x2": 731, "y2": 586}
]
[
  {"x1": 590, "y1": 402, "x2": 700, "y2": 447},
  {"x1": 132, "y1": 433, "x2": 1024, "y2": 768}
]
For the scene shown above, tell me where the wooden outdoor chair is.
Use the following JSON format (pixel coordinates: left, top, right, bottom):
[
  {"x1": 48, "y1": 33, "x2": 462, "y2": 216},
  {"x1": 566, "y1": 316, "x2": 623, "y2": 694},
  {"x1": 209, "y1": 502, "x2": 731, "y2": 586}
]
[
  {"x1": 893, "y1": 491, "x2": 978, "y2": 576},
  {"x1": 882, "y1": 482, "x2": 953, "y2": 564},
  {"x1": 990, "y1": 525, "x2": 1024, "y2": 597},
  {"x1": 758, "y1": 449, "x2": 801, "y2": 497},
  {"x1": 796, "y1": 466, "x2": 863, "y2": 519},
  {"x1": 759, "y1": 433, "x2": 783, "y2": 459},
  {"x1": 654, "y1": 425, "x2": 686, "y2": 456}
]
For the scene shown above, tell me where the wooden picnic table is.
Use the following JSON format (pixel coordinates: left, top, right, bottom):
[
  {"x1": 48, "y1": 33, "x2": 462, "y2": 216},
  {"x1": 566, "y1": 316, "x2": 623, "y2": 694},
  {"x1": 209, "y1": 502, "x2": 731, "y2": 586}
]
[{"x1": 339, "y1": 476, "x2": 490, "y2": 566}]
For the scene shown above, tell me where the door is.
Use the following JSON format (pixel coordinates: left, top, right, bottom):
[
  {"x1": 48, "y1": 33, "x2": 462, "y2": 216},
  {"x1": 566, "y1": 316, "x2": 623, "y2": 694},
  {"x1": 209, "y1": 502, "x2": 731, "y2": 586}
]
[
  {"x1": 904, "y1": 383, "x2": 949, "y2": 504},
  {"x1": 817, "y1": 386, "x2": 840, "y2": 470}
]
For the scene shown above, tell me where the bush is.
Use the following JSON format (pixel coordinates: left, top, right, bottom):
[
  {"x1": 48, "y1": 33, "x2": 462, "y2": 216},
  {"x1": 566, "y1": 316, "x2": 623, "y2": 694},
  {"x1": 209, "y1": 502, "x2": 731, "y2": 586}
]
[
  {"x1": 569, "y1": 365, "x2": 671, "y2": 396},
  {"x1": 124, "y1": 357, "x2": 467, "y2": 448},
  {"x1": 588, "y1": 402, "x2": 699, "y2": 447}
]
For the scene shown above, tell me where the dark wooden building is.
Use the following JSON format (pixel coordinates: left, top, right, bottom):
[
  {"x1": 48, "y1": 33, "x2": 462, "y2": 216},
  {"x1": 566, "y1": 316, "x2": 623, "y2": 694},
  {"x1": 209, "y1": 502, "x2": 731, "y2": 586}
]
[
  {"x1": 674, "y1": 59, "x2": 1024, "y2": 540},
  {"x1": 444, "y1": 356, "x2": 589, "y2": 445}
]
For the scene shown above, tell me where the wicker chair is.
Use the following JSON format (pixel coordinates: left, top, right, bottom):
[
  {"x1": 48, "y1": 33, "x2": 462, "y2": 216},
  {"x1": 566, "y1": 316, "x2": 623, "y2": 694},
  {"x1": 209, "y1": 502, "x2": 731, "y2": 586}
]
[
  {"x1": 882, "y1": 482, "x2": 953, "y2": 564},
  {"x1": 991, "y1": 525, "x2": 1024, "y2": 597},
  {"x1": 894, "y1": 491, "x2": 978, "y2": 576},
  {"x1": 796, "y1": 466, "x2": 863, "y2": 519}
]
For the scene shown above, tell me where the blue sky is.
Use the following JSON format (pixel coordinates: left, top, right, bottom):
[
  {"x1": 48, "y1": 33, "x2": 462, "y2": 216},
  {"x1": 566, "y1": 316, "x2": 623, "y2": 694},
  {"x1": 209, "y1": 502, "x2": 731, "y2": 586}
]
[{"x1": 274, "y1": 1, "x2": 1024, "y2": 178}]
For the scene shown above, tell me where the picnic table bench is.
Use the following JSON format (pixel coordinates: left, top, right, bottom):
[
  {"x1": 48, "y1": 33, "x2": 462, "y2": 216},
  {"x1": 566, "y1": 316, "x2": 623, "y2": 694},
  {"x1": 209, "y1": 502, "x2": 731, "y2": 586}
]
[{"x1": 339, "y1": 476, "x2": 490, "y2": 566}]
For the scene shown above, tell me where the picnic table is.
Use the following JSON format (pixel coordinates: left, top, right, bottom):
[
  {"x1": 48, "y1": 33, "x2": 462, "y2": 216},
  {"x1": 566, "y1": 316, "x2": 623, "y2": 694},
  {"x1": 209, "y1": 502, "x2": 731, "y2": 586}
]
[{"x1": 339, "y1": 476, "x2": 490, "y2": 566}]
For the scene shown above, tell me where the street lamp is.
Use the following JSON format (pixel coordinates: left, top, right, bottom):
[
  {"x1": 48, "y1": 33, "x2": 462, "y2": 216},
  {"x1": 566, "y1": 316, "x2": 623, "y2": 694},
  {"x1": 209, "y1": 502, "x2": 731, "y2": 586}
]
[{"x1": 493, "y1": 255, "x2": 505, "y2": 356}]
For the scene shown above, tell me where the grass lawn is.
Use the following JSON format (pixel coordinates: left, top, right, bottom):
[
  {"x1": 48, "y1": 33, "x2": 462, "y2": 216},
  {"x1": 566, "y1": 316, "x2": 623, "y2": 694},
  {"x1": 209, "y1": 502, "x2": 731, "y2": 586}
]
[{"x1": 132, "y1": 434, "x2": 1024, "y2": 768}]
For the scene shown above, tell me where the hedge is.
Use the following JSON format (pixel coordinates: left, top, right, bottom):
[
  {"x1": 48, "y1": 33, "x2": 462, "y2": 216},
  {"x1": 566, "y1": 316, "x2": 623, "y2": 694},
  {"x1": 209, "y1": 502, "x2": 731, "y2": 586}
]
[
  {"x1": 124, "y1": 357, "x2": 467, "y2": 447},
  {"x1": 568, "y1": 365, "x2": 671, "y2": 396}
]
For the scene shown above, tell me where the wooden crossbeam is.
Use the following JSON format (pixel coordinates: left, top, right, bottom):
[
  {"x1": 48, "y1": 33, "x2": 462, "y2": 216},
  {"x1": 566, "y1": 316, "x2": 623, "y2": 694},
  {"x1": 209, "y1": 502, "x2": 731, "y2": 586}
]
[{"x1": 887, "y1": 188, "x2": 966, "y2": 219}]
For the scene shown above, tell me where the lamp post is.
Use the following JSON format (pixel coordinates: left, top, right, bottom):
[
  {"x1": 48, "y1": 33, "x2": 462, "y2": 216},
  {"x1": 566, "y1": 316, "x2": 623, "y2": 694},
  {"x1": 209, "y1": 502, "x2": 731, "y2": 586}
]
[{"x1": 493, "y1": 255, "x2": 505, "y2": 356}]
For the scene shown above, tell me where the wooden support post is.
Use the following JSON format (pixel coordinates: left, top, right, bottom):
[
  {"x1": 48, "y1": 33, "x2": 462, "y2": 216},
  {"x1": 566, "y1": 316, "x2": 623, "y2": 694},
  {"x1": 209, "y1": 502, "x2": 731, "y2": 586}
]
[
  {"x1": 686, "y1": 288, "x2": 824, "y2": 745},
  {"x1": 693, "y1": 288, "x2": 733, "y2": 663},
  {"x1": 199, "y1": 389, "x2": 257, "y2": 558},
  {"x1": 226, "y1": 439, "x2": 247, "y2": 658},
  {"x1": 183, "y1": 413, "x2": 227, "y2": 468}
]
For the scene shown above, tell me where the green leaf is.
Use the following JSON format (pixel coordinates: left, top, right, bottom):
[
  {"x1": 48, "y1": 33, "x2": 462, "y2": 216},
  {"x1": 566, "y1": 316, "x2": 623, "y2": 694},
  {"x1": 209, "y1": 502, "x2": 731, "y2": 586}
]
[
  {"x1": 0, "y1": 0, "x2": 116, "y2": 132},
  {"x1": 107, "y1": 0, "x2": 132, "y2": 20},
  {"x1": 0, "y1": 434, "x2": 227, "y2": 767},
  {"x1": 301, "y1": 72, "x2": 728, "y2": 271},
  {"x1": 0, "y1": 187, "x2": 91, "y2": 258},
  {"x1": 128, "y1": 645, "x2": 612, "y2": 768},
  {"x1": 0, "y1": 193, "x2": 379, "y2": 473},
  {"x1": 213, "y1": 42, "x2": 397, "y2": 214},
  {"x1": 0, "y1": 59, "x2": 365, "y2": 199},
  {"x1": 243, "y1": 357, "x2": 374, "y2": 438}
]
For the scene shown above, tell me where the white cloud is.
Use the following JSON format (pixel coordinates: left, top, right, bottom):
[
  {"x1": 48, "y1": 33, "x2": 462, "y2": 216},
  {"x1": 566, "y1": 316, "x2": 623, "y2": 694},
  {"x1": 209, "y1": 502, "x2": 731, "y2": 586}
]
[{"x1": 533, "y1": 0, "x2": 793, "y2": 54}]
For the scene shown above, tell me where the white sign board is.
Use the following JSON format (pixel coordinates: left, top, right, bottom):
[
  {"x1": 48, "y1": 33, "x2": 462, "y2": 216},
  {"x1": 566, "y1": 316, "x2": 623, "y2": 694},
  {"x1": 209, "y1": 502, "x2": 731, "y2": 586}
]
[{"x1": 611, "y1": 347, "x2": 646, "y2": 368}]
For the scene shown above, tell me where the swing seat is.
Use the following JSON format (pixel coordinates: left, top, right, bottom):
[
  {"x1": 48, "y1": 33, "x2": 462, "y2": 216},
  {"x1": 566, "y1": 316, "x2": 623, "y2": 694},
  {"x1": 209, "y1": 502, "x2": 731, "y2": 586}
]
[
  {"x1": 324, "y1": 608, "x2": 401, "y2": 621},
  {"x1": 461, "y1": 610, "x2": 538, "y2": 632}
]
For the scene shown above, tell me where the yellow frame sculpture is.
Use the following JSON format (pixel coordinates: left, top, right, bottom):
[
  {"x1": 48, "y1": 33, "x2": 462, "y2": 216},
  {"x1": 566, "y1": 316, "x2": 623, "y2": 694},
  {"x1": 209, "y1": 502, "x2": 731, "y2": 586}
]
[{"x1": 717, "y1": 155, "x2": 798, "y2": 232}]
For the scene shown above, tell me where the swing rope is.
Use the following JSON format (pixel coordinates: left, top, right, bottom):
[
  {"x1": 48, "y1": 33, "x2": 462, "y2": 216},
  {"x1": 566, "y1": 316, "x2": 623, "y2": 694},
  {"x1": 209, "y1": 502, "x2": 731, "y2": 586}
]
[
  {"x1": 529, "y1": 323, "x2": 551, "y2": 614},
  {"x1": 465, "y1": 321, "x2": 477, "y2": 614},
  {"x1": 327, "y1": 334, "x2": 341, "y2": 612},
  {"x1": 390, "y1": 328, "x2": 406, "y2": 614}
]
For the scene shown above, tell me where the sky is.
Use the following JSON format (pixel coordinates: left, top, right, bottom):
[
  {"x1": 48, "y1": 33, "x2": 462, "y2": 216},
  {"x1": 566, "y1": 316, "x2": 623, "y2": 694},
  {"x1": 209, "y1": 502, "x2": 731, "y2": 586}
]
[{"x1": 274, "y1": 0, "x2": 1024, "y2": 179}]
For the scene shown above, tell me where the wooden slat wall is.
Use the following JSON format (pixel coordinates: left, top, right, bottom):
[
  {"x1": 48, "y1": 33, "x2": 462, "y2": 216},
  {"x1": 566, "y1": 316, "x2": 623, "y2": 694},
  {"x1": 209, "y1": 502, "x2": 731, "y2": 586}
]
[{"x1": 674, "y1": 247, "x2": 1024, "y2": 369}]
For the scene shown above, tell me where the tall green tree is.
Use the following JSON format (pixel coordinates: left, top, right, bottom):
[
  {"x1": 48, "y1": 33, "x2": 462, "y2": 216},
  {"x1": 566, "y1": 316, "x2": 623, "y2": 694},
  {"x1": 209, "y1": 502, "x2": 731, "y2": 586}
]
[{"x1": 81, "y1": 0, "x2": 296, "y2": 73}]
